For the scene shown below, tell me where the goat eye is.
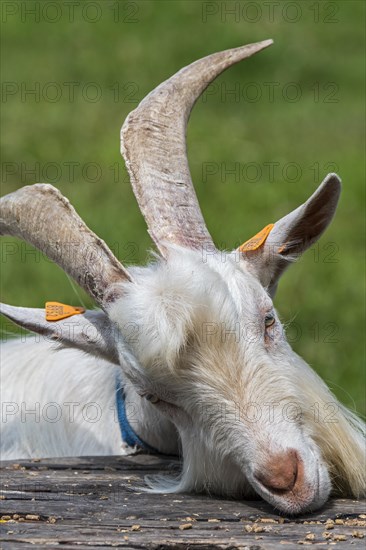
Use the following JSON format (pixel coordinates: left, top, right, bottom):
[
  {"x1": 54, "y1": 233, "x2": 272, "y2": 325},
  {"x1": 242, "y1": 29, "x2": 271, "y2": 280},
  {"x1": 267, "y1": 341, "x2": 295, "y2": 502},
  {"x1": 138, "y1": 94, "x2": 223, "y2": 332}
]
[
  {"x1": 264, "y1": 313, "x2": 275, "y2": 328},
  {"x1": 144, "y1": 394, "x2": 160, "y2": 404}
]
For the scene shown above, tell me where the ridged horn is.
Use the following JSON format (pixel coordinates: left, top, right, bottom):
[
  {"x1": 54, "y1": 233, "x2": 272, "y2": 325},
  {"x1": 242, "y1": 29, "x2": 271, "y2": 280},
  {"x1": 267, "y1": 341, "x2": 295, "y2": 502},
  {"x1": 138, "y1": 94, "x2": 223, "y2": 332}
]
[
  {"x1": 121, "y1": 39, "x2": 273, "y2": 256},
  {"x1": 0, "y1": 184, "x2": 132, "y2": 308}
]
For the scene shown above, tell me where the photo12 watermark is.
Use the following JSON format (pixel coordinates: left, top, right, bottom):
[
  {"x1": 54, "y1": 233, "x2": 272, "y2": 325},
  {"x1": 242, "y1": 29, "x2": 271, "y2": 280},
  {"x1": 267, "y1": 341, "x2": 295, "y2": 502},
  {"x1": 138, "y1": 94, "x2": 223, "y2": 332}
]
[
  {"x1": 201, "y1": 2, "x2": 340, "y2": 24},
  {"x1": 1, "y1": 81, "x2": 140, "y2": 104},
  {"x1": 1, "y1": 1, "x2": 140, "y2": 24}
]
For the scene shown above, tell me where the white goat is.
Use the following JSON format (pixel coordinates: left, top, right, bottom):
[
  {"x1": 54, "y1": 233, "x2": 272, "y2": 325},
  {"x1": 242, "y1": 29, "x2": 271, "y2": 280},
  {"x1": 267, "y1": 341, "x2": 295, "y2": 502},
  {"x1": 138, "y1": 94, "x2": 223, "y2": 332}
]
[{"x1": 0, "y1": 40, "x2": 365, "y2": 515}]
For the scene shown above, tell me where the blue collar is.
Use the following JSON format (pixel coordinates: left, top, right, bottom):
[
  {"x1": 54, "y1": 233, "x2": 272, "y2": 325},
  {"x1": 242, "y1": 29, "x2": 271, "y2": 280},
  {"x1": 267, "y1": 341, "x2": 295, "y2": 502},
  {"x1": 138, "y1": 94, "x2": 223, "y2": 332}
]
[{"x1": 116, "y1": 385, "x2": 160, "y2": 454}]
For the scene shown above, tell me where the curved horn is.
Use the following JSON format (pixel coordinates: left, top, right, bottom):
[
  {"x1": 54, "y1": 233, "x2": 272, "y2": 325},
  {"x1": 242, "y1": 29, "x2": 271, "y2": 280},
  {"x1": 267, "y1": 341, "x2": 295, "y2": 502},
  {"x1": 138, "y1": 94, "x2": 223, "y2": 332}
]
[
  {"x1": 121, "y1": 39, "x2": 273, "y2": 255},
  {"x1": 0, "y1": 184, "x2": 132, "y2": 308}
]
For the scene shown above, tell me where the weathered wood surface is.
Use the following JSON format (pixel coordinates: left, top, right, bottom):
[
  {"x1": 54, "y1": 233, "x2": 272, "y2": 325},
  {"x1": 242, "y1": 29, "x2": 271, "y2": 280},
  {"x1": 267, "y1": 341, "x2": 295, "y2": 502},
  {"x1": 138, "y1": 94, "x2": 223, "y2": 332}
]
[{"x1": 0, "y1": 455, "x2": 365, "y2": 549}]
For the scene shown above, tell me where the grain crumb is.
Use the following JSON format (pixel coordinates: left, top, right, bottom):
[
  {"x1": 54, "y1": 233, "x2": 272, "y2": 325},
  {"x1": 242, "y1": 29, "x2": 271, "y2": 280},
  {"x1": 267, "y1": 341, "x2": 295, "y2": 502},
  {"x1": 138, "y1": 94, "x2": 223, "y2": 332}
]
[
  {"x1": 305, "y1": 533, "x2": 315, "y2": 541},
  {"x1": 25, "y1": 514, "x2": 40, "y2": 521},
  {"x1": 130, "y1": 524, "x2": 141, "y2": 531},
  {"x1": 208, "y1": 518, "x2": 220, "y2": 523},
  {"x1": 333, "y1": 534, "x2": 347, "y2": 541},
  {"x1": 179, "y1": 523, "x2": 192, "y2": 530},
  {"x1": 352, "y1": 531, "x2": 364, "y2": 539},
  {"x1": 244, "y1": 524, "x2": 265, "y2": 533},
  {"x1": 278, "y1": 517, "x2": 285, "y2": 524}
]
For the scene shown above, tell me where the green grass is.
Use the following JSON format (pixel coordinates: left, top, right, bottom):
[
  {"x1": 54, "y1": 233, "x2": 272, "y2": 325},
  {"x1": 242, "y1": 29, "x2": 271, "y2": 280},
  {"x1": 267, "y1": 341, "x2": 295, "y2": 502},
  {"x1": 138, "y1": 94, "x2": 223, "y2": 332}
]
[{"x1": 1, "y1": 0, "x2": 365, "y2": 414}]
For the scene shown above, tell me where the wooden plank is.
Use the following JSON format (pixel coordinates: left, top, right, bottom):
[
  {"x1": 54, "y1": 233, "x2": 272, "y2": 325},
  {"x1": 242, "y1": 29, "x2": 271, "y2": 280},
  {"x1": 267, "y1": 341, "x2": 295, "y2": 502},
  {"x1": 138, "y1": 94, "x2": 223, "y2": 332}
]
[{"x1": 0, "y1": 455, "x2": 365, "y2": 549}]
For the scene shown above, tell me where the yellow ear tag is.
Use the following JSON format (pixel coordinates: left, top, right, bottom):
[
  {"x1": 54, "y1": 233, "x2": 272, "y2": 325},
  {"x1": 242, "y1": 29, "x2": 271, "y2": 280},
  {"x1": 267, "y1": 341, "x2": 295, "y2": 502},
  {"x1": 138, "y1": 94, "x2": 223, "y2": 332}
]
[
  {"x1": 239, "y1": 223, "x2": 274, "y2": 253},
  {"x1": 45, "y1": 302, "x2": 85, "y2": 322}
]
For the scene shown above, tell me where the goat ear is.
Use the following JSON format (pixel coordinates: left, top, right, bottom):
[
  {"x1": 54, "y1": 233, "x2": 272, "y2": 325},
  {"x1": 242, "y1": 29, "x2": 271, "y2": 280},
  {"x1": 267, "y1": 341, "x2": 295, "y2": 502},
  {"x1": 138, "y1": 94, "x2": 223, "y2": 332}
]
[
  {"x1": 0, "y1": 303, "x2": 119, "y2": 365},
  {"x1": 239, "y1": 173, "x2": 341, "y2": 297}
]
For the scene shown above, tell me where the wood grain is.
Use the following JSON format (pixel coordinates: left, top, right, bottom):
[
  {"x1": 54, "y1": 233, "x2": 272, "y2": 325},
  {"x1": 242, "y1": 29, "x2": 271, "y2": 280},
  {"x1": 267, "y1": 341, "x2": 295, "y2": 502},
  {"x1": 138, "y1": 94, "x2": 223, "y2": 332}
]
[{"x1": 1, "y1": 454, "x2": 365, "y2": 549}]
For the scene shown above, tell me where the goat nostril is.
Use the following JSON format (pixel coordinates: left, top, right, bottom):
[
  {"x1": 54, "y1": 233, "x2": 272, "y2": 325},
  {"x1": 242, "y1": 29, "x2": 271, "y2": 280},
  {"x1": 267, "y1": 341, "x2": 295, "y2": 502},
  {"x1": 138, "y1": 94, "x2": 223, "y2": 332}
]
[{"x1": 255, "y1": 449, "x2": 298, "y2": 493}]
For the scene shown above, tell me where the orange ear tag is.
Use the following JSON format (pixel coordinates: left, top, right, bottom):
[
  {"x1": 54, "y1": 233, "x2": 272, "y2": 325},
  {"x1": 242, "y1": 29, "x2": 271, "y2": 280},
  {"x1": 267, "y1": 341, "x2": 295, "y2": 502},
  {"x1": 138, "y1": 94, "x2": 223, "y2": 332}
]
[
  {"x1": 239, "y1": 223, "x2": 274, "y2": 253},
  {"x1": 45, "y1": 302, "x2": 85, "y2": 322}
]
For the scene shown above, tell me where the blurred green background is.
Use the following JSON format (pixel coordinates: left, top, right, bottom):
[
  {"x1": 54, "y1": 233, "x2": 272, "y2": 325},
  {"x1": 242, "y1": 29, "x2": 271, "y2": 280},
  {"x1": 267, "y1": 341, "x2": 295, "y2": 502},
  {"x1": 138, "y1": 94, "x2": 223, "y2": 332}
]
[{"x1": 1, "y1": 1, "x2": 365, "y2": 414}]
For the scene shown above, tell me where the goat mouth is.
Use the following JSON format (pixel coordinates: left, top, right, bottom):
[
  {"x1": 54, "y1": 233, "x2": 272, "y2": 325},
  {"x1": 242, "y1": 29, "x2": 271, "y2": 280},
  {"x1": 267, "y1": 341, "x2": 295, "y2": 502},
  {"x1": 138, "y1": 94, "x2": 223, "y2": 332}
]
[{"x1": 252, "y1": 481, "x2": 319, "y2": 515}]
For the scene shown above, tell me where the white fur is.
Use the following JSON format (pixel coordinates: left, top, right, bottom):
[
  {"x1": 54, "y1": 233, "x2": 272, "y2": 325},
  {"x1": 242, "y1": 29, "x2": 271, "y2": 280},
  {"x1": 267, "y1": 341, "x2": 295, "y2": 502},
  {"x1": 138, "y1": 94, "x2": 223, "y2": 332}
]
[{"x1": 1, "y1": 247, "x2": 365, "y2": 514}]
